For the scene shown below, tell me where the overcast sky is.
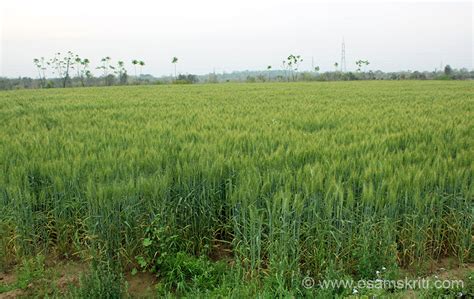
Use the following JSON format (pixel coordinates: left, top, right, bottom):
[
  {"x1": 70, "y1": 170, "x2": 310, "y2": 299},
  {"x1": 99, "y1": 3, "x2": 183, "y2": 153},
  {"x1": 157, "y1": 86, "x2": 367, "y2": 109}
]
[{"x1": 0, "y1": 0, "x2": 472, "y2": 77}]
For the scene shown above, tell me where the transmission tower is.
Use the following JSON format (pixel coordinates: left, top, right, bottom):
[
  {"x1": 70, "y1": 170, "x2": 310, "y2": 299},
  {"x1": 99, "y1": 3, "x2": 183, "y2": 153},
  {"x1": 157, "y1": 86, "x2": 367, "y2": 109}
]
[{"x1": 340, "y1": 38, "x2": 347, "y2": 72}]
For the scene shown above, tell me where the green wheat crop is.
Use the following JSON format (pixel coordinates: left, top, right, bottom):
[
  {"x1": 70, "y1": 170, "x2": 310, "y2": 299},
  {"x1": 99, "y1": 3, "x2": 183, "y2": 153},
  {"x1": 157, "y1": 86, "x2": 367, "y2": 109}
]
[{"x1": 0, "y1": 81, "x2": 472, "y2": 295}]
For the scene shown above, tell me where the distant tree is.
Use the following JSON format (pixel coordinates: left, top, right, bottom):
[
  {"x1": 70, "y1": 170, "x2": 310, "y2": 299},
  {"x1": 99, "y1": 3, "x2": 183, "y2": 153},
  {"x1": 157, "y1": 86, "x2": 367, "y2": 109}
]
[
  {"x1": 97, "y1": 57, "x2": 113, "y2": 85},
  {"x1": 334, "y1": 62, "x2": 339, "y2": 72},
  {"x1": 314, "y1": 66, "x2": 320, "y2": 72},
  {"x1": 246, "y1": 76, "x2": 256, "y2": 83},
  {"x1": 175, "y1": 74, "x2": 198, "y2": 84},
  {"x1": 172, "y1": 57, "x2": 178, "y2": 79},
  {"x1": 132, "y1": 60, "x2": 139, "y2": 77},
  {"x1": 115, "y1": 61, "x2": 128, "y2": 84},
  {"x1": 284, "y1": 54, "x2": 303, "y2": 81},
  {"x1": 85, "y1": 69, "x2": 93, "y2": 84},
  {"x1": 267, "y1": 65, "x2": 272, "y2": 81},
  {"x1": 74, "y1": 57, "x2": 90, "y2": 87},
  {"x1": 409, "y1": 71, "x2": 426, "y2": 80},
  {"x1": 256, "y1": 74, "x2": 266, "y2": 82},
  {"x1": 33, "y1": 57, "x2": 48, "y2": 88},
  {"x1": 63, "y1": 51, "x2": 76, "y2": 88},
  {"x1": 139, "y1": 61, "x2": 145, "y2": 76},
  {"x1": 49, "y1": 51, "x2": 76, "y2": 88},
  {"x1": 105, "y1": 74, "x2": 116, "y2": 86},
  {"x1": 444, "y1": 65, "x2": 452, "y2": 76},
  {"x1": 356, "y1": 60, "x2": 370, "y2": 72}
]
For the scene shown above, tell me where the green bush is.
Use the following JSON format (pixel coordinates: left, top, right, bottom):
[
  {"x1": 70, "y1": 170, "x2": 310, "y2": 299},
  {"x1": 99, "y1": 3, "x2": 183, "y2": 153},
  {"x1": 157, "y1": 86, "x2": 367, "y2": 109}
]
[{"x1": 135, "y1": 218, "x2": 226, "y2": 295}]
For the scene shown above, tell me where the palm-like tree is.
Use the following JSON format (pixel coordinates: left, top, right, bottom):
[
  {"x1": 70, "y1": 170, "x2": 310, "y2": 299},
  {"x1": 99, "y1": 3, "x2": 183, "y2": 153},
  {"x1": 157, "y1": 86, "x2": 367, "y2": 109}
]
[
  {"x1": 172, "y1": 57, "x2": 178, "y2": 79},
  {"x1": 132, "y1": 60, "x2": 139, "y2": 77},
  {"x1": 139, "y1": 61, "x2": 145, "y2": 76},
  {"x1": 267, "y1": 65, "x2": 272, "y2": 81},
  {"x1": 334, "y1": 62, "x2": 339, "y2": 72}
]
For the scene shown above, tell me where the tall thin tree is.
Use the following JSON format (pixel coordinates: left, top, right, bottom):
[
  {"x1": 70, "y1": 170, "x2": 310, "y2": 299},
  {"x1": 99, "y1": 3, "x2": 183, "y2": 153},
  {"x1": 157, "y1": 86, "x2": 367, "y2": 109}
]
[
  {"x1": 33, "y1": 57, "x2": 47, "y2": 88},
  {"x1": 267, "y1": 65, "x2": 272, "y2": 82},
  {"x1": 132, "y1": 60, "x2": 139, "y2": 78},
  {"x1": 139, "y1": 61, "x2": 145, "y2": 77},
  {"x1": 172, "y1": 57, "x2": 178, "y2": 79}
]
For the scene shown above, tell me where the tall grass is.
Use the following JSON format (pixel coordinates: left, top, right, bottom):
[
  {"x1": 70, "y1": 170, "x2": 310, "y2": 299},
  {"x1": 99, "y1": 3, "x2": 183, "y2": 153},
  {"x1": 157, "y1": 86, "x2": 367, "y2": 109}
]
[{"x1": 0, "y1": 81, "x2": 472, "y2": 294}]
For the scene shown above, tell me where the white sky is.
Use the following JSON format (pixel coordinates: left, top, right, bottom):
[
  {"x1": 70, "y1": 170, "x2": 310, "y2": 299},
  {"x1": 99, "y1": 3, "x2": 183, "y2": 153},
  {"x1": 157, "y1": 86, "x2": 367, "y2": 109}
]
[{"x1": 0, "y1": 0, "x2": 473, "y2": 77}]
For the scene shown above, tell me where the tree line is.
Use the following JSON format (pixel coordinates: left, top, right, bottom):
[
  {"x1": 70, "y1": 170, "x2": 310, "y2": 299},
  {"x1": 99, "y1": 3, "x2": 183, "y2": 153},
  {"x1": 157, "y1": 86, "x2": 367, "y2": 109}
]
[
  {"x1": 0, "y1": 51, "x2": 471, "y2": 90},
  {"x1": 28, "y1": 52, "x2": 187, "y2": 88},
  {"x1": 32, "y1": 51, "x2": 151, "y2": 88}
]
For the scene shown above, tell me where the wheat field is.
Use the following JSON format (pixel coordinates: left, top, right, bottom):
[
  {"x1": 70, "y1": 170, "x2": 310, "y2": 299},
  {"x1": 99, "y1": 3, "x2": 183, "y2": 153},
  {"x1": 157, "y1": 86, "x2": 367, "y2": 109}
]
[{"x1": 0, "y1": 81, "x2": 472, "y2": 296}]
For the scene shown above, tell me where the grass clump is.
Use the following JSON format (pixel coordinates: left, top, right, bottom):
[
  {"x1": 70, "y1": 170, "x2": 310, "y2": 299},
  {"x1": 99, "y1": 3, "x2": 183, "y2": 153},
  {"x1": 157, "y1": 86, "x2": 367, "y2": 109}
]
[{"x1": 69, "y1": 261, "x2": 126, "y2": 299}]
